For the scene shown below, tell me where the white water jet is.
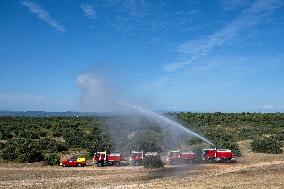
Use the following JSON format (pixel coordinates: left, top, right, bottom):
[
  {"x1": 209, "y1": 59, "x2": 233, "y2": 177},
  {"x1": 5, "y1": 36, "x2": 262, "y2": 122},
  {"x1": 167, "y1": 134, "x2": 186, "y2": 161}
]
[
  {"x1": 76, "y1": 72, "x2": 214, "y2": 147},
  {"x1": 118, "y1": 102, "x2": 214, "y2": 146}
]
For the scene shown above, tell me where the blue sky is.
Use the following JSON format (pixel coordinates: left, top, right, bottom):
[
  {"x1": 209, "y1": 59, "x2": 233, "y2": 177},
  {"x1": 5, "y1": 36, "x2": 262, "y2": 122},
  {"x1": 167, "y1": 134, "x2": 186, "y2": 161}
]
[{"x1": 0, "y1": 0, "x2": 284, "y2": 112}]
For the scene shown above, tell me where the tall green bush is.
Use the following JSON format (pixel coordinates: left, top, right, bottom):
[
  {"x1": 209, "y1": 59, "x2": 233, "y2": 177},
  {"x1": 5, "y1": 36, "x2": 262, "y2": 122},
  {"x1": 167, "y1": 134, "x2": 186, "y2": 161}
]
[
  {"x1": 44, "y1": 153, "x2": 60, "y2": 165},
  {"x1": 251, "y1": 137, "x2": 283, "y2": 154},
  {"x1": 274, "y1": 132, "x2": 284, "y2": 141},
  {"x1": 2, "y1": 138, "x2": 44, "y2": 162},
  {"x1": 143, "y1": 156, "x2": 164, "y2": 168},
  {"x1": 38, "y1": 138, "x2": 67, "y2": 152},
  {"x1": 63, "y1": 129, "x2": 87, "y2": 148},
  {"x1": 18, "y1": 130, "x2": 40, "y2": 139}
]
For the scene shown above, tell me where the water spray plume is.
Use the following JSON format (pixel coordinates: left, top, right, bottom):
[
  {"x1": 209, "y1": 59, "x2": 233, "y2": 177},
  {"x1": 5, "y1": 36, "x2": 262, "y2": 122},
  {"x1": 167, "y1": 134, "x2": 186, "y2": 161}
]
[
  {"x1": 118, "y1": 102, "x2": 214, "y2": 146},
  {"x1": 76, "y1": 73, "x2": 214, "y2": 146}
]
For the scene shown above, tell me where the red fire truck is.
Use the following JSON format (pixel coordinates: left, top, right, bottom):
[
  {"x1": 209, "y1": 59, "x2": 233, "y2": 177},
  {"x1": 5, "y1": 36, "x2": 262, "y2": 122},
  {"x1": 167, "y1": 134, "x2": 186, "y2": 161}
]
[
  {"x1": 202, "y1": 148, "x2": 234, "y2": 162},
  {"x1": 130, "y1": 151, "x2": 144, "y2": 166},
  {"x1": 93, "y1": 151, "x2": 124, "y2": 166},
  {"x1": 167, "y1": 150, "x2": 197, "y2": 164}
]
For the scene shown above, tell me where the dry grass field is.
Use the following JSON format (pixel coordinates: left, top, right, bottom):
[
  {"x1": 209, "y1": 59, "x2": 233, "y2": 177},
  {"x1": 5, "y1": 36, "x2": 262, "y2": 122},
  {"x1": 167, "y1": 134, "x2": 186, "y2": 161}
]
[{"x1": 0, "y1": 140, "x2": 283, "y2": 189}]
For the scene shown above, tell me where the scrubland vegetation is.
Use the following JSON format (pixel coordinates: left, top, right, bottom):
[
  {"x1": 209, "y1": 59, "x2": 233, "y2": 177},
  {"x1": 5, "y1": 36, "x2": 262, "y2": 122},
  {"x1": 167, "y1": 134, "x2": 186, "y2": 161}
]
[
  {"x1": 0, "y1": 113, "x2": 283, "y2": 164},
  {"x1": 175, "y1": 112, "x2": 284, "y2": 155},
  {"x1": 0, "y1": 117, "x2": 111, "y2": 164}
]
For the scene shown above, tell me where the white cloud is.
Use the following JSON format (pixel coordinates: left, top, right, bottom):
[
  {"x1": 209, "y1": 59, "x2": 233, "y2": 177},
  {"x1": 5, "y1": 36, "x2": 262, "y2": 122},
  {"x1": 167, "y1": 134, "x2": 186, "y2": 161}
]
[
  {"x1": 165, "y1": 0, "x2": 283, "y2": 72},
  {"x1": 80, "y1": 3, "x2": 96, "y2": 18},
  {"x1": 21, "y1": 0, "x2": 65, "y2": 32}
]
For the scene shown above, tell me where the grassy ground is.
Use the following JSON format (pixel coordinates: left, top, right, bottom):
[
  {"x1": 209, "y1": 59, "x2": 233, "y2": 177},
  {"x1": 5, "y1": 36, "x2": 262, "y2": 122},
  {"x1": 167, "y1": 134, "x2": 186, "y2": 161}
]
[{"x1": 0, "y1": 140, "x2": 284, "y2": 189}]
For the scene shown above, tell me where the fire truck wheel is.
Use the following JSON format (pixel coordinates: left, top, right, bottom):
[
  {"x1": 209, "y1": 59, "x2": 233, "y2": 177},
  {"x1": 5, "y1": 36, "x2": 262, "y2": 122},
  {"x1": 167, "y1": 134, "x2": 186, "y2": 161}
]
[
  {"x1": 224, "y1": 159, "x2": 230, "y2": 163},
  {"x1": 77, "y1": 164, "x2": 81, "y2": 167}
]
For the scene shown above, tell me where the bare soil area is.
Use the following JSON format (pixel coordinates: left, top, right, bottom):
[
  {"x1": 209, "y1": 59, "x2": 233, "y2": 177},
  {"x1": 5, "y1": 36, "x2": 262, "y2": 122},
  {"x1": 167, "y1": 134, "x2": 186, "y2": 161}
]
[{"x1": 1, "y1": 140, "x2": 284, "y2": 189}]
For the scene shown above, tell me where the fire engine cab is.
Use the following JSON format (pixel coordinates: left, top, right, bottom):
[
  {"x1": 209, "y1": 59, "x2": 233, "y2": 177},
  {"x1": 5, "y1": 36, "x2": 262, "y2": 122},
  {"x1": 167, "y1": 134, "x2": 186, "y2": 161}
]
[{"x1": 130, "y1": 151, "x2": 144, "y2": 166}]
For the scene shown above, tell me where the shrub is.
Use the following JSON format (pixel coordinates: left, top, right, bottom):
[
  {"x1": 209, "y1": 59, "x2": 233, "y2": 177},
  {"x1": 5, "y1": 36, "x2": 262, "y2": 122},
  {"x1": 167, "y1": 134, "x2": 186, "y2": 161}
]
[
  {"x1": 38, "y1": 138, "x2": 67, "y2": 152},
  {"x1": 238, "y1": 128, "x2": 255, "y2": 140},
  {"x1": 1, "y1": 140, "x2": 17, "y2": 160},
  {"x1": 44, "y1": 153, "x2": 60, "y2": 165},
  {"x1": 38, "y1": 130, "x2": 47, "y2": 137},
  {"x1": 1, "y1": 139, "x2": 44, "y2": 162},
  {"x1": 192, "y1": 144, "x2": 207, "y2": 160},
  {"x1": 0, "y1": 129, "x2": 4, "y2": 140},
  {"x1": 18, "y1": 130, "x2": 40, "y2": 139},
  {"x1": 52, "y1": 129, "x2": 63, "y2": 137},
  {"x1": 38, "y1": 138, "x2": 50, "y2": 149},
  {"x1": 205, "y1": 128, "x2": 233, "y2": 142},
  {"x1": 0, "y1": 127, "x2": 13, "y2": 140},
  {"x1": 47, "y1": 141, "x2": 67, "y2": 152},
  {"x1": 0, "y1": 142, "x2": 4, "y2": 150},
  {"x1": 143, "y1": 156, "x2": 164, "y2": 168},
  {"x1": 63, "y1": 129, "x2": 86, "y2": 148},
  {"x1": 274, "y1": 132, "x2": 284, "y2": 141},
  {"x1": 251, "y1": 137, "x2": 283, "y2": 154}
]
